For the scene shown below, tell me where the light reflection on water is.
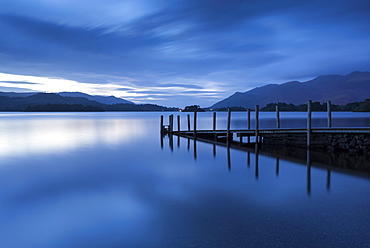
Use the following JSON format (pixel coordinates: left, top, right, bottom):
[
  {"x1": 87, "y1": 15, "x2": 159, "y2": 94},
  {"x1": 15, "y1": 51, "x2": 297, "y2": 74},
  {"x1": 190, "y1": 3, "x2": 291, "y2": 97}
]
[
  {"x1": 0, "y1": 112, "x2": 369, "y2": 248},
  {"x1": 0, "y1": 113, "x2": 147, "y2": 158}
]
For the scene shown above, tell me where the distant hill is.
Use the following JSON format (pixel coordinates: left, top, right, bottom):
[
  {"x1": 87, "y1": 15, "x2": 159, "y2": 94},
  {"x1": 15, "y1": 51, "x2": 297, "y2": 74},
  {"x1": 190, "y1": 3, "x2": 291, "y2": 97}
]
[
  {"x1": 211, "y1": 71, "x2": 370, "y2": 109},
  {"x1": 0, "y1": 92, "x2": 36, "y2": 98},
  {"x1": 0, "y1": 92, "x2": 177, "y2": 111},
  {"x1": 58, "y1": 92, "x2": 134, "y2": 105},
  {"x1": 0, "y1": 91, "x2": 134, "y2": 105},
  {"x1": 0, "y1": 93, "x2": 103, "y2": 111}
]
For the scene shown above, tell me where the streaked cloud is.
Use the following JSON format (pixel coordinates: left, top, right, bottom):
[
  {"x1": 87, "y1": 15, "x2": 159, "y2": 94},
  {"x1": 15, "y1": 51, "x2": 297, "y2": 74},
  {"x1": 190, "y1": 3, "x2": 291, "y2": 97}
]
[
  {"x1": 157, "y1": 83, "x2": 204, "y2": 89},
  {"x1": 0, "y1": 0, "x2": 369, "y2": 107}
]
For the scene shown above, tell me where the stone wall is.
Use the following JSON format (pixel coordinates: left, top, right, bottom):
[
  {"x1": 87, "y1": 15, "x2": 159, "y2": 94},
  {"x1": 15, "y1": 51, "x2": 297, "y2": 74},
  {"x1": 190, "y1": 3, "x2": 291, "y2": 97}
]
[{"x1": 262, "y1": 132, "x2": 370, "y2": 154}]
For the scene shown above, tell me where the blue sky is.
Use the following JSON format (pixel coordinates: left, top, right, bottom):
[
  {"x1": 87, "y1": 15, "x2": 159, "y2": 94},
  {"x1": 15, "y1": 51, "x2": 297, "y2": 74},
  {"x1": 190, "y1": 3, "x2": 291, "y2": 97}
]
[{"x1": 0, "y1": 0, "x2": 369, "y2": 107}]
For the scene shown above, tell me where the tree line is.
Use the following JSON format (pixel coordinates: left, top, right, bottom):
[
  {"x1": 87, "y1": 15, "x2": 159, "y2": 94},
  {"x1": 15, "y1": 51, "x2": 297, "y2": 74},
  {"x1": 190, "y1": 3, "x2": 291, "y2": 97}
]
[
  {"x1": 206, "y1": 99, "x2": 370, "y2": 112},
  {"x1": 260, "y1": 100, "x2": 370, "y2": 112}
]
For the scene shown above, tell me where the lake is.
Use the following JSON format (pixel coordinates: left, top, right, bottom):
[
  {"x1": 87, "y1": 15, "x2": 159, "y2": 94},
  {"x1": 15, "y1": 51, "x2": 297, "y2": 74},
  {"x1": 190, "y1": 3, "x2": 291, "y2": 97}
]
[{"x1": 0, "y1": 112, "x2": 369, "y2": 248}]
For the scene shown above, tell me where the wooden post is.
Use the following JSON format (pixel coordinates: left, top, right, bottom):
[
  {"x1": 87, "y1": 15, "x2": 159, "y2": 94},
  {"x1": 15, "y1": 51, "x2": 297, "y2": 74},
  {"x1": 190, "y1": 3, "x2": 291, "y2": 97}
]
[
  {"x1": 255, "y1": 105, "x2": 259, "y2": 143},
  {"x1": 213, "y1": 112, "x2": 216, "y2": 131},
  {"x1": 177, "y1": 115, "x2": 180, "y2": 132},
  {"x1": 193, "y1": 111, "x2": 197, "y2": 138},
  {"x1": 307, "y1": 100, "x2": 312, "y2": 148},
  {"x1": 247, "y1": 109, "x2": 251, "y2": 143},
  {"x1": 168, "y1": 115, "x2": 171, "y2": 133},
  {"x1": 227, "y1": 108, "x2": 231, "y2": 144},
  {"x1": 168, "y1": 115, "x2": 172, "y2": 134},
  {"x1": 187, "y1": 114, "x2": 191, "y2": 131},
  {"x1": 160, "y1": 115, "x2": 164, "y2": 133},
  {"x1": 171, "y1": 115, "x2": 174, "y2": 134},
  {"x1": 213, "y1": 112, "x2": 217, "y2": 140},
  {"x1": 276, "y1": 105, "x2": 280, "y2": 129},
  {"x1": 327, "y1": 101, "x2": 332, "y2": 128}
]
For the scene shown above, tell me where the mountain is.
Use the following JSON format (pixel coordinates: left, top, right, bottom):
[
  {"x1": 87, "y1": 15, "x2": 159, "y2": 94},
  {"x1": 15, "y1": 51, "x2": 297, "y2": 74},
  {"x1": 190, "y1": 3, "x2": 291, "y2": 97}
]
[
  {"x1": 0, "y1": 93, "x2": 104, "y2": 111},
  {"x1": 58, "y1": 92, "x2": 134, "y2": 105},
  {"x1": 0, "y1": 91, "x2": 134, "y2": 105},
  {"x1": 211, "y1": 71, "x2": 370, "y2": 109},
  {"x1": 0, "y1": 92, "x2": 177, "y2": 111},
  {"x1": 0, "y1": 92, "x2": 36, "y2": 98}
]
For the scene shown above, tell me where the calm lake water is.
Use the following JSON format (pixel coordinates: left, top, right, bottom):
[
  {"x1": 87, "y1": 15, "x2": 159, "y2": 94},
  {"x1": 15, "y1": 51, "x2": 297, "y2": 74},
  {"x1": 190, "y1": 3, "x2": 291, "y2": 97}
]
[{"x1": 0, "y1": 112, "x2": 369, "y2": 248}]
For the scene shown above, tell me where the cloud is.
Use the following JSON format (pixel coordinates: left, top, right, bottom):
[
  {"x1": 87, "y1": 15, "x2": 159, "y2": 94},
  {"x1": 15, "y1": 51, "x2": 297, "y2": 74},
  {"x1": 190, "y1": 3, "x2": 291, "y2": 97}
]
[
  {"x1": 1, "y1": 81, "x2": 37, "y2": 85},
  {"x1": 0, "y1": 0, "x2": 163, "y2": 27},
  {"x1": 0, "y1": 0, "x2": 369, "y2": 107},
  {"x1": 0, "y1": 72, "x2": 130, "y2": 97},
  {"x1": 157, "y1": 83, "x2": 204, "y2": 89}
]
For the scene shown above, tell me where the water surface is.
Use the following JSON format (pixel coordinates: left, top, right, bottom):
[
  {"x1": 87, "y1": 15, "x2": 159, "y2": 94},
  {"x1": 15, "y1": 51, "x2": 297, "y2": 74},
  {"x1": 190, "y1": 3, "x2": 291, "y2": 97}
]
[{"x1": 0, "y1": 112, "x2": 369, "y2": 248}]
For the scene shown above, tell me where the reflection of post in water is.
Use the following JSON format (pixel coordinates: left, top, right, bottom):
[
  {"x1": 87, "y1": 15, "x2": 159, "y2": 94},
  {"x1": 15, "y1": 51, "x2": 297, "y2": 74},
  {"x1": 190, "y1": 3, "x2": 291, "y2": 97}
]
[
  {"x1": 213, "y1": 144, "x2": 216, "y2": 157},
  {"x1": 227, "y1": 147, "x2": 231, "y2": 170},
  {"x1": 177, "y1": 135, "x2": 180, "y2": 147},
  {"x1": 247, "y1": 151, "x2": 251, "y2": 167},
  {"x1": 187, "y1": 138, "x2": 190, "y2": 151},
  {"x1": 193, "y1": 139, "x2": 197, "y2": 160},
  {"x1": 255, "y1": 143, "x2": 259, "y2": 179},
  {"x1": 276, "y1": 158, "x2": 280, "y2": 176},
  {"x1": 160, "y1": 134, "x2": 164, "y2": 149},
  {"x1": 327, "y1": 169, "x2": 331, "y2": 191},
  {"x1": 169, "y1": 134, "x2": 174, "y2": 152},
  {"x1": 307, "y1": 149, "x2": 311, "y2": 196}
]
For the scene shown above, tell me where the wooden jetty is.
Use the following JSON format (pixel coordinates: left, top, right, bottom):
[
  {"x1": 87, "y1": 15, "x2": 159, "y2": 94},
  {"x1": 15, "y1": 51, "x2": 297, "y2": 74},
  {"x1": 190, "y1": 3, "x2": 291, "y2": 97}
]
[{"x1": 161, "y1": 101, "x2": 370, "y2": 154}]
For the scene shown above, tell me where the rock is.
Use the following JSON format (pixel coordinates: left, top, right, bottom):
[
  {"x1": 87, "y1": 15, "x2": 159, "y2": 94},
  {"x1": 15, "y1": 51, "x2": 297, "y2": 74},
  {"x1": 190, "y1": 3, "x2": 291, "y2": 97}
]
[{"x1": 341, "y1": 143, "x2": 349, "y2": 149}]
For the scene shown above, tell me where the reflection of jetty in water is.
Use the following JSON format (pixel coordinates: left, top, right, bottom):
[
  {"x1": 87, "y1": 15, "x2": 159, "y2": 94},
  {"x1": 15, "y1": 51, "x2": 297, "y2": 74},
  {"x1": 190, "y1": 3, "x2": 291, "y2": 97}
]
[{"x1": 161, "y1": 133, "x2": 370, "y2": 195}]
